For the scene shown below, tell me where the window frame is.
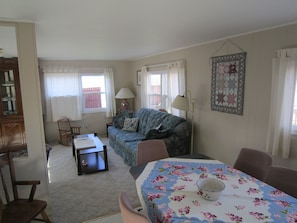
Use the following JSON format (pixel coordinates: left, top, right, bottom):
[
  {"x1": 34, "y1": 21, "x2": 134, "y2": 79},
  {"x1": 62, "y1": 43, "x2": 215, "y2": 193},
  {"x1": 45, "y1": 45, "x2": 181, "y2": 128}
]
[
  {"x1": 80, "y1": 73, "x2": 106, "y2": 114},
  {"x1": 147, "y1": 70, "x2": 168, "y2": 110}
]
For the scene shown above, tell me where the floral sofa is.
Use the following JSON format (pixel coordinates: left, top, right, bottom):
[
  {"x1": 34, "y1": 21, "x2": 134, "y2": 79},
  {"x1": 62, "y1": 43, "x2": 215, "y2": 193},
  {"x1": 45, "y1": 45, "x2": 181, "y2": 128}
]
[{"x1": 108, "y1": 108, "x2": 191, "y2": 166}]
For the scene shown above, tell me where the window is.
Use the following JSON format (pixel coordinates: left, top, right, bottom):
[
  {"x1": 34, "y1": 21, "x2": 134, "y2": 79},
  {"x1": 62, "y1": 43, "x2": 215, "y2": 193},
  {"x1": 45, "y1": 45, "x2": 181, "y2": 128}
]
[
  {"x1": 81, "y1": 74, "x2": 106, "y2": 113},
  {"x1": 141, "y1": 60, "x2": 186, "y2": 117},
  {"x1": 147, "y1": 71, "x2": 168, "y2": 110},
  {"x1": 44, "y1": 68, "x2": 116, "y2": 122}
]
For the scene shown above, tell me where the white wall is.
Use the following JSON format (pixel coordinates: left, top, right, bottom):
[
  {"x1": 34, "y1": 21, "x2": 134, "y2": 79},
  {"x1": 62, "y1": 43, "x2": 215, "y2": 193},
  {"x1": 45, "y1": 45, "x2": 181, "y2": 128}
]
[
  {"x1": 132, "y1": 23, "x2": 297, "y2": 169},
  {"x1": 0, "y1": 21, "x2": 50, "y2": 209}
]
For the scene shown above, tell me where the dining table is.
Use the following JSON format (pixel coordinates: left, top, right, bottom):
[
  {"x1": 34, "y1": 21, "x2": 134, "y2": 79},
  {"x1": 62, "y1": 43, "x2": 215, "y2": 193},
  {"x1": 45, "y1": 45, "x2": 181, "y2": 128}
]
[{"x1": 135, "y1": 158, "x2": 297, "y2": 223}]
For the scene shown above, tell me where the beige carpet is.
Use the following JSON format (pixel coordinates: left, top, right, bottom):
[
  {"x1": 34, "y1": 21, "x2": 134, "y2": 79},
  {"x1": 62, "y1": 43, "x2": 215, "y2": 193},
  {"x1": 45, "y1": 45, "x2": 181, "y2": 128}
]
[
  {"x1": 47, "y1": 137, "x2": 140, "y2": 223},
  {"x1": 82, "y1": 207, "x2": 143, "y2": 223},
  {"x1": 82, "y1": 212, "x2": 122, "y2": 223}
]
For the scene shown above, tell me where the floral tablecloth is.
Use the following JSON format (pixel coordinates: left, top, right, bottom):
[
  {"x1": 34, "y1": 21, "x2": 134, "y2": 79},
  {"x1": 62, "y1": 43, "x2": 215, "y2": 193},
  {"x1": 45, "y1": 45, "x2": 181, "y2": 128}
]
[{"x1": 135, "y1": 158, "x2": 297, "y2": 223}]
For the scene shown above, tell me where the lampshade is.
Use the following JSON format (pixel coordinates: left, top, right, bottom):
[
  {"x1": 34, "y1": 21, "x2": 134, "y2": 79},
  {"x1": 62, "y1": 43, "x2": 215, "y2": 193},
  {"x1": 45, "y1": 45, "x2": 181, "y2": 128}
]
[
  {"x1": 172, "y1": 95, "x2": 189, "y2": 111},
  {"x1": 115, "y1": 88, "x2": 135, "y2": 99}
]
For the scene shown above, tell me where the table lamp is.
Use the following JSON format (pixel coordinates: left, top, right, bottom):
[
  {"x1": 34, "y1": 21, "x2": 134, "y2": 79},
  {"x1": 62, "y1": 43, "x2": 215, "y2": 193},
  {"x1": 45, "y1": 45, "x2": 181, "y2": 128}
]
[
  {"x1": 115, "y1": 88, "x2": 135, "y2": 111},
  {"x1": 172, "y1": 90, "x2": 195, "y2": 154}
]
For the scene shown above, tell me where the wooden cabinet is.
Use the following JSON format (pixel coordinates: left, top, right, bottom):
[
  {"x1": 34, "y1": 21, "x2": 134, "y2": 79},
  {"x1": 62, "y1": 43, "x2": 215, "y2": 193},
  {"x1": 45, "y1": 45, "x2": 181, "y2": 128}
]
[{"x1": 0, "y1": 57, "x2": 26, "y2": 149}]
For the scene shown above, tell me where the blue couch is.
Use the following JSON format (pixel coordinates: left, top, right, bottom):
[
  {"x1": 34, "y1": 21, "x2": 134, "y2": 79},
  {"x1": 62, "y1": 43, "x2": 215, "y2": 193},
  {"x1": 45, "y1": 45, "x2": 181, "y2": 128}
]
[{"x1": 108, "y1": 108, "x2": 191, "y2": 166}]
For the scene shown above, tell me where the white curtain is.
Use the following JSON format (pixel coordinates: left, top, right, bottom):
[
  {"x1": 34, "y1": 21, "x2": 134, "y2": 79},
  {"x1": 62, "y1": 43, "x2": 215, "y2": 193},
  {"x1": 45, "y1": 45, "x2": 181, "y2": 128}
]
[
  {"x1": 140, "y1": 67, "x2": 149, "y2": 108},
  {"x1": 51, "y1": 96, "x2": 81, "y2": 121},
  {"x1": 141, "y1": 60, "x2": 186, "y2": 117},
  {"x1": 104, "y1": 68, "x2": 116, "y2": 117},
  {"x1": 44, "y1": 72, "x2": 82, "y2": 122},
  {"x1": 168, "y1": 61, "x2": 186, "y2": 118},
  {"x1": 266, "y1": 48, "x2": 297, "y2": 158}
]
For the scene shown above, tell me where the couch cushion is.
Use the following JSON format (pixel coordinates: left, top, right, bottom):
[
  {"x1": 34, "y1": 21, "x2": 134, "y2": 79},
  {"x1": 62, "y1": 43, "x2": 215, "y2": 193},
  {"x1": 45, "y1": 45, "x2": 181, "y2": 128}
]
[
  {"x1": 160, "y1": 113, "x2": 185, "y2": 130},
  {"x1": 122, "y1": 118, "x2": 139, "y2": 132},
  {"x1": 116, "y1": 130, "x2": 145, "y2": 143},
  {"x1": 135, "y1": 108, "x2": 168, "y2": 135},
  {"x1": 109, "y1": 126, "x2": 145, "y2": 143},
  {"x1": 120, "y1": 141, "x2": 139, "y2": 166}
]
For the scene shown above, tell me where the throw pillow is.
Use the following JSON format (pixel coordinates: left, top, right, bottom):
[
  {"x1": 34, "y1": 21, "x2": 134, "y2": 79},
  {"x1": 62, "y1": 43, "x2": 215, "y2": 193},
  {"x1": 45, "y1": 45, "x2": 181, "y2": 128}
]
[
  {"x1": 112, "y1": 111, "x2": 133, "y2": 129},
  {"x1": 122, "y1": 118, "x2": 139, "y2": 132}
]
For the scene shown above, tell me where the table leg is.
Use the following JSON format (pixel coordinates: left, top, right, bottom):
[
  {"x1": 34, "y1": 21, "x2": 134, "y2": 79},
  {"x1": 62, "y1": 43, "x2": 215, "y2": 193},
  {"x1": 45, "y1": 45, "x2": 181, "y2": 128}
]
[
  {"x1": 103, "y1": 145, "x2": 108, "y2": 170},
  {"x1": 72, "y1": 136, "x2": 75, "y2": 157},
  {"x1": 106, "y1": 123, "x2": 112, "y2": 137},
  {"x1": 77, "y1": 150, "x2": 82, "y2": 175},
  {"x1": 95, "y1": 151, "x2": 99, "y2": 167}
]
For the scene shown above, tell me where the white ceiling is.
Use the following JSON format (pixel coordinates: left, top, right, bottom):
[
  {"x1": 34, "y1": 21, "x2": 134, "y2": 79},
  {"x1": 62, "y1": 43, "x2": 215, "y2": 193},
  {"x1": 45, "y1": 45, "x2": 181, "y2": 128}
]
[{"x1": 1, "y1": 0, "x2": 297, "y2": 61}]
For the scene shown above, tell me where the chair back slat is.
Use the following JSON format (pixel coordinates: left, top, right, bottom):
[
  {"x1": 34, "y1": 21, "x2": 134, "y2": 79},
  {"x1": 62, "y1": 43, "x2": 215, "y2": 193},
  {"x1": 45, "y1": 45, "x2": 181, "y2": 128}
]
[
  {"x1": 7, "y1": 151, "x2": 18, "y2": 200},
  {"x1": 0, "y1": 152, "x2": 19, "y2": 203},
  {"x1": 0, "y1": 167, "x2": 10, "y2": 203},
  {"x1": 58, "y1": 118, "x2": 71, "y2": 132}
]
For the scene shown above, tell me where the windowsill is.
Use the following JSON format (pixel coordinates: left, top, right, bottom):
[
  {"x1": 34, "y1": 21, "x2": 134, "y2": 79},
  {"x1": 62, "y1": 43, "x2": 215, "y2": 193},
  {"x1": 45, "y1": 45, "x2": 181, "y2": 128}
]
[{"x1": 83, "y1": 109, "x2": 106, "y2": 114}]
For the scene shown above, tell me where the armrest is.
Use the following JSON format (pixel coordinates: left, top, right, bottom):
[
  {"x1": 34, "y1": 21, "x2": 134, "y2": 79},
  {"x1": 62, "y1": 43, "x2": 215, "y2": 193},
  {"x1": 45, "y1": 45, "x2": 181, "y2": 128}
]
[{"x1": 15, "y1": 180, "x2": 41, "y2": 201}]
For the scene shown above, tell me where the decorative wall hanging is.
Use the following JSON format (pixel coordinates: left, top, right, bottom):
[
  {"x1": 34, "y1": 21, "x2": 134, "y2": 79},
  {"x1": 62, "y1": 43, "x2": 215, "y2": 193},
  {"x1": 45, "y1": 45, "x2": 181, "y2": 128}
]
[{"x1": 210, "y1": 52, "x2": 247, "y2": 115}]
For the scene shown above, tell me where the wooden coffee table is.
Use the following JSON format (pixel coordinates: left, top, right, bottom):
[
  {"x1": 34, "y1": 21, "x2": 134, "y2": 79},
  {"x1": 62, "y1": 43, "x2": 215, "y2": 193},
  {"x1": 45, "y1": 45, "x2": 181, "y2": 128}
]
[{"x1": 72, "y1": 133, "x2": 108, "y2": 175}]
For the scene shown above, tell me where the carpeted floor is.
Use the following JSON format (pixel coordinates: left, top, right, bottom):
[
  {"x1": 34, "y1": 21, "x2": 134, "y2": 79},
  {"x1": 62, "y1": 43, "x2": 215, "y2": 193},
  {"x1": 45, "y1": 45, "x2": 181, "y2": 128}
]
[
  {"x1": 82, "y1": 212, "x2": 123, "y2": 223},
  {"x1": 47, "y1": 137, "x2": 140, "y2": 223}
]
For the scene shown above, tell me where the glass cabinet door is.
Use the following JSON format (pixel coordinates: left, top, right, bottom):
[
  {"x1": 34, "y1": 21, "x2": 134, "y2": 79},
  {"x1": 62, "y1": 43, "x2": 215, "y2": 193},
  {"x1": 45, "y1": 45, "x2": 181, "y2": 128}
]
[{"x1": 0, "y1": 69, "x2": 17, "y2": 115}]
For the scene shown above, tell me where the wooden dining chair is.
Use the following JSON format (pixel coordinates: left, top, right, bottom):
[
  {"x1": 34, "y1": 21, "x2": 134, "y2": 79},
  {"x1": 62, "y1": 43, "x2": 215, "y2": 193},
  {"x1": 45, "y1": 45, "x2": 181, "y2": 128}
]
[
  {"x1": 119, "y1": 192, "x2": 151, "y2": 223},
  {"x1": 0, "y1": 150, "x2": 51, "y2": 223},
  {"x1": 57, "y1": 118, "x2": 81, "y2": 146},
  {"x1": 136, "y1": 139, "x2": 169, "y2": 165},
  {"x1": 264, "y1": 166, "x2": 297, "y2": 198},
  {"x1": 233, "y1": 148, "x2": 272, "y2": 181}
]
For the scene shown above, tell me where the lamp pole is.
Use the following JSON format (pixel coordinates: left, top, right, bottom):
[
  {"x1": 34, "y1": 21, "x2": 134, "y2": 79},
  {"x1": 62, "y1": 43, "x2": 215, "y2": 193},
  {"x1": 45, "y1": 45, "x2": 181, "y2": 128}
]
[
  {"x1": 190, "y1": 100, "x2": 194, "y2": 154},
  {"x1": 187, "y1": 90, "x2": 195, "y2": 155}
]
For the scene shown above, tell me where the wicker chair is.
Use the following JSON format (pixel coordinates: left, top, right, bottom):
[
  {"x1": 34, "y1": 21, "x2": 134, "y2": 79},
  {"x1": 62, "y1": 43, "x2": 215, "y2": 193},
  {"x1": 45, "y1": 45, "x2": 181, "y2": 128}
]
[{"x1": 57, "y1": 118, "x2": 81, "y2": 146}]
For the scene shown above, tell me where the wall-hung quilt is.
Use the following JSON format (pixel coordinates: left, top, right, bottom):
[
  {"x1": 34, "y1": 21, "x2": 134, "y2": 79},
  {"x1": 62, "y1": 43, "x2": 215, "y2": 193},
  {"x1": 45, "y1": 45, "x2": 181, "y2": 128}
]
[{"x1": 210, "y1": 52, "x2": 247, "y2": 115}]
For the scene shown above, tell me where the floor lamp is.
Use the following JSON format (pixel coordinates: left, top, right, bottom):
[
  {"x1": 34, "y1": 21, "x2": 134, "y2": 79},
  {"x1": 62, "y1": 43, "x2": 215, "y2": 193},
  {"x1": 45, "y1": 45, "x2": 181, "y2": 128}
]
[{"x1": 172, "y1": 90, "x2": 195, "y2": 154}]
